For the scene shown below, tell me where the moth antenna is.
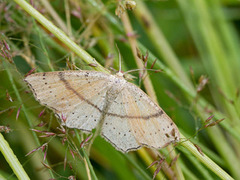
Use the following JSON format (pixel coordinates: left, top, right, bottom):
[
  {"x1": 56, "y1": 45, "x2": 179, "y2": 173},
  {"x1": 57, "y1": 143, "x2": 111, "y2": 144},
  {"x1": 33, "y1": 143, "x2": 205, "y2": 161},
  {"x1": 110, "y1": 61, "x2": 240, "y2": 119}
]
[
  {"x1": 123, "y1": 68, "x2": 162, "y2": 75},
  {"x1": 115, "y1": 44, "x2": 122, "y2": 72}
]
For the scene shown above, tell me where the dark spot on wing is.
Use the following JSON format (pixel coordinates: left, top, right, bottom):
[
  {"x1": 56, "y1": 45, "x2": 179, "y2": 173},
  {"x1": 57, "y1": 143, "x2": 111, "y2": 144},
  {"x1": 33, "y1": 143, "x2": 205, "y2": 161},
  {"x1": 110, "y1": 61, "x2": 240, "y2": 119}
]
[
  {"x1": 171, "y1": 129, "x2": 175, "y2": 136},
  {"x1": 165, "y1": 133, "x2": 170, "y2": 138}
]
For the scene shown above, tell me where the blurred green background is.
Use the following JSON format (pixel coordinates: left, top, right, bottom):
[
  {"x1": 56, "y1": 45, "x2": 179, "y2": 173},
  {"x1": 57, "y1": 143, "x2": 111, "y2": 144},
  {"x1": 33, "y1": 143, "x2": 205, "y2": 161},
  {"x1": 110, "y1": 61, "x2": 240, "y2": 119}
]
[{"x1": 1, "y1": 0, "x2": 240, "y2": 179}]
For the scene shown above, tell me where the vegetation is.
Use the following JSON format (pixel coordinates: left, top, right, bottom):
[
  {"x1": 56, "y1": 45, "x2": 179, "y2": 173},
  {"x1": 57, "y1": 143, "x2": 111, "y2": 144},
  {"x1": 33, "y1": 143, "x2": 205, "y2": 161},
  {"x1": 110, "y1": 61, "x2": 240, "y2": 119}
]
[{"x1": 1, "y1": 0, "x2": 240, "y2": 179}]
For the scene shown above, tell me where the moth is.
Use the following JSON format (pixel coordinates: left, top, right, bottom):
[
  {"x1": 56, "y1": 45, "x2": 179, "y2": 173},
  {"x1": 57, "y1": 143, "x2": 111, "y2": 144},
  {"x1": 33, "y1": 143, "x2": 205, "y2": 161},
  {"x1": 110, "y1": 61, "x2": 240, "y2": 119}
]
[{"x1": 25, "y1": 70, "x2": 180, "y2": 152}]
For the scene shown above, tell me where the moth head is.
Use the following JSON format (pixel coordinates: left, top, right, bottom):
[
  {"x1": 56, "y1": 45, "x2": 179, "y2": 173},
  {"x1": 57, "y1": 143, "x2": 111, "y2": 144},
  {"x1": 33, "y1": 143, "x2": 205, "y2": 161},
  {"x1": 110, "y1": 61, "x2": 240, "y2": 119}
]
[{"x1": 116, "y1": 71, "x2": 124, "y2": 78}]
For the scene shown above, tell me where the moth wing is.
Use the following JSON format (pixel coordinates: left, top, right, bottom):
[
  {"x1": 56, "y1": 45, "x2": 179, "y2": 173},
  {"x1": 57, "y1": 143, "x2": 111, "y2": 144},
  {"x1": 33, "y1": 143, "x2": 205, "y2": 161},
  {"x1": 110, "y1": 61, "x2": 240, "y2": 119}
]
[
  {"x1": 101, "y1": 82, "x2": 180, "y2": 152},
  {"x1": 25, "y1": 71, "x2": 111, "y2": 131}
]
